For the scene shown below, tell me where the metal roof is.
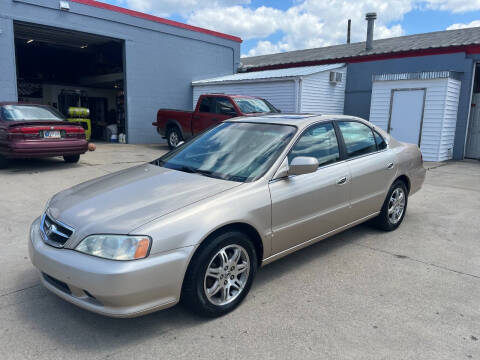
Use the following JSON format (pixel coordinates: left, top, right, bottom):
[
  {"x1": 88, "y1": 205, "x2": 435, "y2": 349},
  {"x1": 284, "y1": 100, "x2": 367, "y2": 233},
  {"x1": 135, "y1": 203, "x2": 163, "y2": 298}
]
[
  {"x1": 192, "y1": 63, "x2": 345, "y2": 85},
  {"x1": 240, "y1": 26, "x2": 480, "y2": 70}
]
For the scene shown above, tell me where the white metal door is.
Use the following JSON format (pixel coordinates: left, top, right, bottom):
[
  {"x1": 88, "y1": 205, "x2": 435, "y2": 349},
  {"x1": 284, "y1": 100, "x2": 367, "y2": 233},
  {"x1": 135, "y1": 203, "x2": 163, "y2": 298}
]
[
  {"x1": 466, "y1": 93, "x2": 480, "y2": 159},
  {"x1": 388, "y1": 89, "x2": 426, "y2": 146}
]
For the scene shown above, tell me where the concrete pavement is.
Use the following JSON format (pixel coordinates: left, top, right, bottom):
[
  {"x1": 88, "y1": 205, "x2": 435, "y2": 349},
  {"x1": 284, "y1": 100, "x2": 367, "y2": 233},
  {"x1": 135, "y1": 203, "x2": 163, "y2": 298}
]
[{"x1": 0, "y1": 144, "x2": 479, "y2": 360}]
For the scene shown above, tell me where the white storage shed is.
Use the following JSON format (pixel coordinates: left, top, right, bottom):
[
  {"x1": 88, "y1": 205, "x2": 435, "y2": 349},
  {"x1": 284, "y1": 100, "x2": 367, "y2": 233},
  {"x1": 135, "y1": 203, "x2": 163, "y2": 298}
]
[
  {"x1": 369, "y1": 71, "x2": 461, "y2": 162},
  {"x1": 192, "y1": 64, "x2": 347, "y2": 114}
]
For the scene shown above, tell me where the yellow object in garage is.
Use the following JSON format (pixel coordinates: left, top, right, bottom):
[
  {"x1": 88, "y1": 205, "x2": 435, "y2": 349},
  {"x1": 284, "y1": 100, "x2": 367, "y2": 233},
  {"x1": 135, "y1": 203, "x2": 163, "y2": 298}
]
[
  {"x1": 67, "y1": 118, "x2": 92, "y2": 141},
  {"x1": 67, "y1": 107, "x2": 91, "y2": 141}
]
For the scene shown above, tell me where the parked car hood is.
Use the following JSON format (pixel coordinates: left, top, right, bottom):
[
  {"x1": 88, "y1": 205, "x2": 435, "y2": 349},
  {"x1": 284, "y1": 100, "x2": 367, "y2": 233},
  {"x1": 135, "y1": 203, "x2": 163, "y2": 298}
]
[{"x1": 47, "y1": 164, "x2": 241, "y2": 238}]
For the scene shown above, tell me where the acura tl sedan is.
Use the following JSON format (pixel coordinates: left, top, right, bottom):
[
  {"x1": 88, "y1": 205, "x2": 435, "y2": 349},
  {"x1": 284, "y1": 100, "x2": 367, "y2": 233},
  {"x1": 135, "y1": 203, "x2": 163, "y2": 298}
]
[{"x1": 29, "y1": 114, "x2": 425, "y2": 317}]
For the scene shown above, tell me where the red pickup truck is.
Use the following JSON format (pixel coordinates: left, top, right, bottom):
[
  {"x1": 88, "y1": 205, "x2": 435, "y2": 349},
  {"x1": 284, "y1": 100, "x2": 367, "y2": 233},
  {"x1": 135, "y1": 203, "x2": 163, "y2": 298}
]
[{"x1": 153, "y1": 94, "x2": 279, "y2": 148}]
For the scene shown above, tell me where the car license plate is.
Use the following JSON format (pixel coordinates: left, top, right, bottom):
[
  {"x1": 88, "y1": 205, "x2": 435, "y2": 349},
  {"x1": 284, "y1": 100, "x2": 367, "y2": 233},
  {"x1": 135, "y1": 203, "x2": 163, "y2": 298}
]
[{"x1": 43, "y1": 130, "x2": 61, "y2": 139}]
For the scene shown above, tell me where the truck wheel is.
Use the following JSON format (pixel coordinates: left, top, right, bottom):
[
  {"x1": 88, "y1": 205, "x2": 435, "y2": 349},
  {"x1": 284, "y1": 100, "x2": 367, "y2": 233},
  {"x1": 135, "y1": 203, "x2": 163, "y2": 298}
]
[
  {"x1": 63, "y1": 155, "x2": 80, "y2": 163},
  {"x1": 0, "y1": 155, "x2": 9, "y2": 169},
  {"x1": 167, "y1": 127, "x2": 182, "y2": 149}
]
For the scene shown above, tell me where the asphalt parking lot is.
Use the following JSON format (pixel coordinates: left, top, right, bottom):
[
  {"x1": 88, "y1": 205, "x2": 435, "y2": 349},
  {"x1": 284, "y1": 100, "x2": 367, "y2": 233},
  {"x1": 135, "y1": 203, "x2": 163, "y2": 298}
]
[{"x1": 0, "y1": 143, "x2": 479, "y2": 360}]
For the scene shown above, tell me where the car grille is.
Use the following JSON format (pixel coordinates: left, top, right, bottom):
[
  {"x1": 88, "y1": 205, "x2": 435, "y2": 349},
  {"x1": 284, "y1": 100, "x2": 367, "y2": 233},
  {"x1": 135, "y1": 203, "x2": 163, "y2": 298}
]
[{"x1": 41, "y1": 213, "x2": 74, "y2": 248}]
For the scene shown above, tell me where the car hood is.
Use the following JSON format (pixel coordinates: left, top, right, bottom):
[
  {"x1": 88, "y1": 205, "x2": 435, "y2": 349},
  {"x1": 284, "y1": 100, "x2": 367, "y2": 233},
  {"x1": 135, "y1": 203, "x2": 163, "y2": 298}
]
[{"x1": 47, "y1": 164, "x2": 241, "y2": 239}]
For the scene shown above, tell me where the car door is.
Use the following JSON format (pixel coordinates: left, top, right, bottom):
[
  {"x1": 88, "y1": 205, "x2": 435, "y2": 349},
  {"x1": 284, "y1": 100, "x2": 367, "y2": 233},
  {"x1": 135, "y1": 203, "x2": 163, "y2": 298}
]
[
  {"x1": 192, "y1": 97, "x2": 232, "y2": 135},
  {"x1": 192, "y1": 97, "x2": 217, "y2": 135},
  {"x1": 336, "y1": 121, "x2": 396, "y2": 221},
  {"x1": 268, "y1": 122, "x2": 351, "y2": 254}
]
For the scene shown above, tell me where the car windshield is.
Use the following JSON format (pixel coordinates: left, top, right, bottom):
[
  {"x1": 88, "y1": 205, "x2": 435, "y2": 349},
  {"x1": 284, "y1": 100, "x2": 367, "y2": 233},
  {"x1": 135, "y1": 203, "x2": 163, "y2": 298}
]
[
  {"x1": 233, "y1": 98, "x2": 279, "y2": 114},
  {"x1": 153, "y1": 122, "x2": 296, "y2": 182},
  {"x1": 1, "y1": 105, "x2": 65, "y2": 121}
]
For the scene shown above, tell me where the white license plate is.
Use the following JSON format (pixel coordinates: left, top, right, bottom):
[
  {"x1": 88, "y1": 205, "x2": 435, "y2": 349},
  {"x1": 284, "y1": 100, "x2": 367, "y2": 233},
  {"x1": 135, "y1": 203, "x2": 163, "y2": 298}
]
[{"x1": 43, "y1": 130, "x2": 61, "y2": 139}]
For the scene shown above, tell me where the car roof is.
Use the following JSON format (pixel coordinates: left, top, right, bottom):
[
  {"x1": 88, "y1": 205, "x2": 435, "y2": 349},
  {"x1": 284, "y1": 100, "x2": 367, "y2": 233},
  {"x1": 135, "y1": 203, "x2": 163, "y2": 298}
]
[{"x1": 228, "y1": 114, "x2": 368, "y2": 128}]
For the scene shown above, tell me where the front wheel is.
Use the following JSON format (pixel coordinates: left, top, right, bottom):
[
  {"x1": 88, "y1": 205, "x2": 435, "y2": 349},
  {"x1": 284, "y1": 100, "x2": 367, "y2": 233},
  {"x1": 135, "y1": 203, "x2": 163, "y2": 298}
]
[
  {"x1": 63, "y1": 154, "x2": 80, "y2": 163},
  {"x1": 182, "y1": 231, "x2": 257, "y2": 317},
  {"x1": 372, "y1": 180, "x2": 408, "y2": 231}
]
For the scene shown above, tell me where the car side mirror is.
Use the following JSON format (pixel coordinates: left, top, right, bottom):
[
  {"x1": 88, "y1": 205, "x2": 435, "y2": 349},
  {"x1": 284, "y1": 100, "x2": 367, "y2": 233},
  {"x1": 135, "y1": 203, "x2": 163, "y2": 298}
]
[{"x1": 288, "y1": 157, "x2": 319, "y2": 176}]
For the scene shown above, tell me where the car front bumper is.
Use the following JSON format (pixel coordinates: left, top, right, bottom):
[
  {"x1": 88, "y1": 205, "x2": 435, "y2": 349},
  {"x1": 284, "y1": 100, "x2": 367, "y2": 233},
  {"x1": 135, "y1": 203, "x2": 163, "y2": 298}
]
[{"x1": 28, "y1": 217, "x2": 195, "y2": 318}]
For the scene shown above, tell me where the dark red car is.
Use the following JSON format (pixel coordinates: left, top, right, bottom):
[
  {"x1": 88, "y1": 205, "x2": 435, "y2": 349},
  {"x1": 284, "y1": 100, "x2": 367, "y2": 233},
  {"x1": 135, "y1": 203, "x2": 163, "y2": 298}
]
[{"x1": 0, "y1": 103, "x2": 88, "y2": 168}]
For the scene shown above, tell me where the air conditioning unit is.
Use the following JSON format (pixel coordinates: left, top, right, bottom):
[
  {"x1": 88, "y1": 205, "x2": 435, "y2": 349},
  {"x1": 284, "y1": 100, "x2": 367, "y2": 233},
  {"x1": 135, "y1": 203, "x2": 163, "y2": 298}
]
[{"x1": 329, "y1": 71, "x2": 343, "y2": 83}]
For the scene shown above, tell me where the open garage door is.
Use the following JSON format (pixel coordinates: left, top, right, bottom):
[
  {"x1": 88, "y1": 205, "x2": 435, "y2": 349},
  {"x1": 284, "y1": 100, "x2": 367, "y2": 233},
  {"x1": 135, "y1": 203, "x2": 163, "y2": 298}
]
[
  {"x1": 466, "y1": 64, "x2": 480, "y2": 159},
  {"x1": 14, "y1": 22, "x2": 126, "y2": 142}
]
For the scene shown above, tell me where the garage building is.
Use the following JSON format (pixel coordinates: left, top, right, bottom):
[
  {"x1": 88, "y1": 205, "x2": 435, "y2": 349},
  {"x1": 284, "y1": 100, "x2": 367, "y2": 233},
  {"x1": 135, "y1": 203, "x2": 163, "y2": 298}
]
[
  {"x1": 192, "y1": 64, "x2": 346, "y2": 114},
  {"x1": 240, "y1": 17, "x2": 480, "y2": 161},
  {"x1": 0, "y1": 0, "x2": 241, "y2": 143}
]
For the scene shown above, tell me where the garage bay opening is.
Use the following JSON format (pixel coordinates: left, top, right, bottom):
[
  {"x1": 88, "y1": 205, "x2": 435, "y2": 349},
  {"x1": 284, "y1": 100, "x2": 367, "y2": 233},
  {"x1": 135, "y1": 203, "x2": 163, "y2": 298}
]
[
  {"x1": 466, "y1": 63, "x2": 480, "y2": 159},
  {"x1": 14, "y1": 22, "x2": 126, "y2": 142}
]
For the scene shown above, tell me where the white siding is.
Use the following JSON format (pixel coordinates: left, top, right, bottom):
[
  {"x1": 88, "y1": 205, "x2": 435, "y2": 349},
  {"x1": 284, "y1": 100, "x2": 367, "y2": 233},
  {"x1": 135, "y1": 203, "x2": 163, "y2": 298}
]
[
  {"x1": 369, "y1": 78, "x2": 460, "y2": 162},
  {"x1": 439, "y1": 78, "x2": 461, "y2": 161},
  {"x1": 300, "y1": 66, "x2": 346, "y2": 114},
  {"x1": 193, "y1": 81, "x2": 296, "y2": 112}
]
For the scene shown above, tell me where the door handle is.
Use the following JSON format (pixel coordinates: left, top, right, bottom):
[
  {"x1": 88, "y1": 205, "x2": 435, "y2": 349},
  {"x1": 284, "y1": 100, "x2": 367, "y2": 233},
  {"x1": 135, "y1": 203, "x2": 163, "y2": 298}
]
[
  {"x1": 336, "y1": 176, "x2": 348, "y2": 185},
  {"x1": 386, "y1": 162, "x2": 394, "y2": 170}
]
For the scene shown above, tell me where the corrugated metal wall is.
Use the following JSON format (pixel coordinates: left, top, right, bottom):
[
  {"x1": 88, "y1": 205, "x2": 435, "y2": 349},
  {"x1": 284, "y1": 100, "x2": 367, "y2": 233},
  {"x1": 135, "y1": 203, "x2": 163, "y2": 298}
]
[
  {"x1": 369, "y1": 78, "x2": 461, "y2": 161},
  {"x1": 300, "y1": 67, "x2": 346, "y2": 114},
  {"x1": 193, "y1": 81, "x2": 297, "y2": 112}
]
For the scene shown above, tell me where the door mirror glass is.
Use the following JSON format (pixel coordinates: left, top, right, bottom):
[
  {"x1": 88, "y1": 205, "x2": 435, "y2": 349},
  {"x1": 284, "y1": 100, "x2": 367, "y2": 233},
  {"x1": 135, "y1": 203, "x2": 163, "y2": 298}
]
[{"x1": 288, "y1": 156, "x2": 319, "y2": 176}]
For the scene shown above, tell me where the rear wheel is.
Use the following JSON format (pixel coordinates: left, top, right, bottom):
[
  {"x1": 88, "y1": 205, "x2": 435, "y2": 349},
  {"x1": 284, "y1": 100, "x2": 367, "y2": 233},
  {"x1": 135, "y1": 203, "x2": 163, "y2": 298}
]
[
  {"x1": 167, "y1": 126, "x2": 182, "y2": 149},
  {"x1": 0, "y1": 155, "x2": 9, "y2": 169},
  {"x1": 182, "y1": 230, "x2": 257, "y2": 317},
  {"x1": 63, "y1": 154, "x2": 80, "y2": 163},
  {"x1": 372, "y1": 180, "x2": 408, "y2": 231}
]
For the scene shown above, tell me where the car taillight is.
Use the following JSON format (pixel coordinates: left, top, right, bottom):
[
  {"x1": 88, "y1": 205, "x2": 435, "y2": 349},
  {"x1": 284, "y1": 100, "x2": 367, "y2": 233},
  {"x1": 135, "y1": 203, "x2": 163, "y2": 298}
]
[
  {"x1": 7, "y1": 127, "x2": 37, "y2": 140},
  {"x1": 65, "y1": 127, "x2": 85, "y2": 138}
]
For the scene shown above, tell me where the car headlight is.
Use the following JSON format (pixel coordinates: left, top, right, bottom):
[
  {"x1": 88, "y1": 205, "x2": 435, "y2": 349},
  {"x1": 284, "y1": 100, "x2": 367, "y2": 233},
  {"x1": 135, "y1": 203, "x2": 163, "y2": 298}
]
[{"x1": 75, "y1": 235, "x2": 151, "y2": 261}]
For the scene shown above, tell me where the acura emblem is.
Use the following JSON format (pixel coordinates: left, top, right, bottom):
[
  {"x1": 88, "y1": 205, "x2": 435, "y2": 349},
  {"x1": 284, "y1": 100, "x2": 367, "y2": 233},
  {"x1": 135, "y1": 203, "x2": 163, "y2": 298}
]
[{"x1": 46, "y1": 223, "x2": 57, "y2": 237}]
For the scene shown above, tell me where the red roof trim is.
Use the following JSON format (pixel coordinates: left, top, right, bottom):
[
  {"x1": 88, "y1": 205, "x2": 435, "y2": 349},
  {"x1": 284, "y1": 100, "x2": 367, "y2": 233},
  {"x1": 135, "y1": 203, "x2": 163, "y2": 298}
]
[
  {"x1": 70, "y1": 0, "x2": 242, "y2": 43},
  {"x1": 245, "y1": 44, "x2": 480, "y2": 72}
]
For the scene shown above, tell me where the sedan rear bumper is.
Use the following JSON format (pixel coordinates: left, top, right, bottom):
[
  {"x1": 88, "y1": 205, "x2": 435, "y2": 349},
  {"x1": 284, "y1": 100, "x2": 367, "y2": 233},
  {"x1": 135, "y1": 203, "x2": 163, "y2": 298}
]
[
  {"x1": 28, "y1": 217, "x2": 195, "y2": 318},
  {"x1": 5, "y1": 139, "x2": 88, "y2": 159}
]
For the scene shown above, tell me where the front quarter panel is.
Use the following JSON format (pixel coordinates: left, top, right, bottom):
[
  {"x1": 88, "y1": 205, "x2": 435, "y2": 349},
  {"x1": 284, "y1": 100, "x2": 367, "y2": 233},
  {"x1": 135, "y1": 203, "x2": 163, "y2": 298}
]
[{"x1": 131, "y1": 179, "x2": 273, "y2": 259}]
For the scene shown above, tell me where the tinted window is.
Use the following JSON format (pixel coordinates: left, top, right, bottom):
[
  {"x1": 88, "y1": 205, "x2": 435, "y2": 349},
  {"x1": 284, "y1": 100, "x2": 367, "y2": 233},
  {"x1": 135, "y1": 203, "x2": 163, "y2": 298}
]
[
  {"x1": 288, "y1": 122, "x2": 340, "y2": 167},
  {"x1": 199, "y1": 97, "x2": 212, "y2": 113},
  {"x1": 374, "y1": 131, "x2": 387, "y2": 150},
  {"x1": 233, "y1": 98, "x2": 277, "y2": 114},
  {"x1": 155, "y1": 122, "x2": 296, "y2": 183},
  {"x1": 216, "y1": 98, "x2": 237, "y2": 115},
  {"x1": 338, "y1": 121, "x2": 377, "y2": 158}
]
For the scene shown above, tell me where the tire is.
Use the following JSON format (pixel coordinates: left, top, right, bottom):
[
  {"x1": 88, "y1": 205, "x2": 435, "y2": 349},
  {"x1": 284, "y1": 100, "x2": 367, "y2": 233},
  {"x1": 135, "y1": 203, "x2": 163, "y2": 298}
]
[
  {"x1": 0, "y1": 155, "x2": 9, "y2": 169},
  {"x1": 167, "y1": 126, "x2": 183, "y2": 149},
  {"x1": 372, "y1": 180, "x2": 408, "y2": 231},
  {"x1": 182, "y1": 230, "x2": 258, "y2": 317},
  {"x1": 63, "y1": 154, "x2": 80, "y2": 163}
]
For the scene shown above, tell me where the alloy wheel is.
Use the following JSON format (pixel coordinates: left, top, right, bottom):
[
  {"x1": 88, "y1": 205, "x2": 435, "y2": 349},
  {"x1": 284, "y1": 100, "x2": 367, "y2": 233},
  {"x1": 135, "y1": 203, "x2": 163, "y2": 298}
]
[
  {"x1": 388, "y1": 187, "x2": 406, "y2": 224},
  {"x1": 203, "y1": 245, "x2": 250, "y2": 306}
]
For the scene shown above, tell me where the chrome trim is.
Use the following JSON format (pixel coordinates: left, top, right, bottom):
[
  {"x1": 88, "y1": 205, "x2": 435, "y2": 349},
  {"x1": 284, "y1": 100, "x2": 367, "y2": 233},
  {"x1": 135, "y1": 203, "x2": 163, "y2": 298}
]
[{"x1": 40, "y1": 212, "x2": 75, "y2": 248}]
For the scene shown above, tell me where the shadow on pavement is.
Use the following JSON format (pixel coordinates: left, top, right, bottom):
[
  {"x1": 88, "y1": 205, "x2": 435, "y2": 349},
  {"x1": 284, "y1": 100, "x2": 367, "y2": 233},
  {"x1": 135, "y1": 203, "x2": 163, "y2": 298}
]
[{"x1": 13, "y1": 223, "x2": 378, "y2": 353}]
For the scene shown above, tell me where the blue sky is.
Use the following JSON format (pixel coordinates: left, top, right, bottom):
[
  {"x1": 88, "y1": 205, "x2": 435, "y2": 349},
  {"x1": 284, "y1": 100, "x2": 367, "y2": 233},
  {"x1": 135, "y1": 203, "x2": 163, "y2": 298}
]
[{"x1": 105, "y1": 0, "x2": 480, "y2": 57}]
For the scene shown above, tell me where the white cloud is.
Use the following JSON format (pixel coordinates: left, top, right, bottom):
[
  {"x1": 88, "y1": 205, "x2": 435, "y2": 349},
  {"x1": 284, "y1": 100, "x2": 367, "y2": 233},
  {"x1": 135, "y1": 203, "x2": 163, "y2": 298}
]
[
  {"x1": 110, "y1": 0, "x2": 480, "y2": 56},
  {"x1": 422, "y1": 0, "x2": 480, "y2": 13},
  {"x1": 447, "y1": 19, "x2": 480, "y2": 30}
]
